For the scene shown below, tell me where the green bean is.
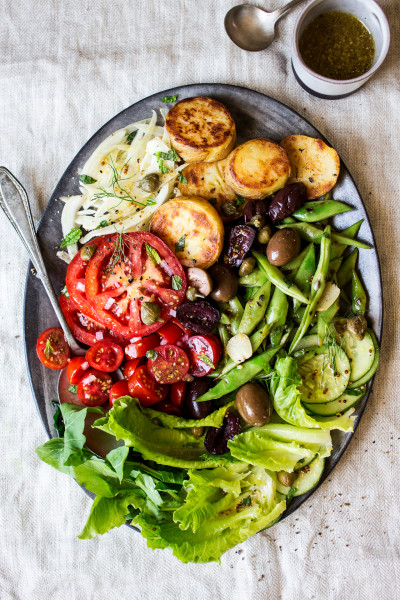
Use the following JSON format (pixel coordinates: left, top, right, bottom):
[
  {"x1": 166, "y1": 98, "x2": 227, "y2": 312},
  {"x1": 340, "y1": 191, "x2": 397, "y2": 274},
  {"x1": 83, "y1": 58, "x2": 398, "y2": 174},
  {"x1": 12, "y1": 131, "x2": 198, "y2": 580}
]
[
  {"x1": 293, "y1": 243, "x2": 316, "y2": 312},
  {"x1": 217, "y1": 323, "x2": 230, "y2": 360},
  {"x1": 218, "y1": 296, "x2": 244, "y2": 335},
  {"x1": 196, "y1": 347, "x2": 279, "y2": 402},
  {"x1": 293, "y1": 199, "x2": 351, "y2": 222},
  {"x1": 277, "y1": 222, "x2": 370, "y2": 249},
  {"x1": 289, "y1": 226, "x2": 331, "y2": 353},
  {"x1": 243, "y1": 286, "x2": 257, "y2": 302},
  {"x1": 218, "y1": 321, "x2": 271, "y2": 377},
  {"x1": 281, "y1": 244, "x2": 312, "y2": 278},
  {"x1": 352, "y1": 270, "x2": 367, "y2": 315},
  {"x1": 267, "y1": 288, "x2": 289, "y2": 347},
  {"x1": 327, "y1": 256, "x2": 343, "y2": 281},
  {"x1": 238, "y1": 268, "x2": 267, "y2": 287},
  {"x1": 330, "y1": 219, "x2": 364, "y2": 260},
  {"x1": 238, "y1": 280, "x2": 271, "y2": 336},
  {"x1": 317, "y1": 296, "x2": 340, "y2": 346},
  {"x1": 253, "y1": 251, "x2": 310, "y2": 305},
  {"x1": 281, "y1": 216, "x2": 297, "y2": 224},
  {"x1": 336, "y1": 248, "x2": 358, "y2": 289}
]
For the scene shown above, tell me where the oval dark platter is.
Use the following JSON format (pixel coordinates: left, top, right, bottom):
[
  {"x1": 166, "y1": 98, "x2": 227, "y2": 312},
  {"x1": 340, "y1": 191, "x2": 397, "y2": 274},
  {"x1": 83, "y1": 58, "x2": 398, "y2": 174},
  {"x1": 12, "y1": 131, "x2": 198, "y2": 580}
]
[{"x1": 24, "y1": 83, "x2": 383, "y2": 522}]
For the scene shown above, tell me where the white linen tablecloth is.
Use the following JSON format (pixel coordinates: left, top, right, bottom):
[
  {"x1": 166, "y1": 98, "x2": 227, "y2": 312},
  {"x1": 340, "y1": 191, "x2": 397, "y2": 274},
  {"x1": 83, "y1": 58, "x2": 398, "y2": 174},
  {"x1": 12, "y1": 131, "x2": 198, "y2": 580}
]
[{"x1": 0, "y1": 1, "x2": 399, "y2": 598}]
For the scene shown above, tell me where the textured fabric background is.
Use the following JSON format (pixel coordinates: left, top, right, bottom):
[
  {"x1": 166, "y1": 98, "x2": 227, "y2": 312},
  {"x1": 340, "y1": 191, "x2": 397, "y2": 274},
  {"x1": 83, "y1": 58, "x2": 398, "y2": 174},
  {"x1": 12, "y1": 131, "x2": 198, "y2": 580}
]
[{"x1": 0, "y1": 1, "x2": 398, "y2": 598}]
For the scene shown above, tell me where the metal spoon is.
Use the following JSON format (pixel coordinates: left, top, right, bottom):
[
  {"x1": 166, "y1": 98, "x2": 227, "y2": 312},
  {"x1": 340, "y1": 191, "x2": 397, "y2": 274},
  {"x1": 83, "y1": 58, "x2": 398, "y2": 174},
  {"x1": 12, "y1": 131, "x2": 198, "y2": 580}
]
[{"x1": 225, "y1": 0, "x2": 307, "y2": 52}]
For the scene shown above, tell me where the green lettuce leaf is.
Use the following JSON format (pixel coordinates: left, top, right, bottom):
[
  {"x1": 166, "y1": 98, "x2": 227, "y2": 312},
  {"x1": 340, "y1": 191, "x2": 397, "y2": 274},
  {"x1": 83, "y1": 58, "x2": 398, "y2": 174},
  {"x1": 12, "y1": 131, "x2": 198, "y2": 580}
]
[
  {"x1": 106, "y1": 446, "x2": 129, "y2": 482},
  {"x1": 36, "y1": 438, "x2": 74, "y2": 475},
  {"x1": 61, "y1": 404, "x2": 103, "y2": 466},
  {"x1": 254, "y1": 422, "x2": 333, "y2": 458},
  {"x1": 143, "y1": 400, "x2": 235, "y2": 429}
]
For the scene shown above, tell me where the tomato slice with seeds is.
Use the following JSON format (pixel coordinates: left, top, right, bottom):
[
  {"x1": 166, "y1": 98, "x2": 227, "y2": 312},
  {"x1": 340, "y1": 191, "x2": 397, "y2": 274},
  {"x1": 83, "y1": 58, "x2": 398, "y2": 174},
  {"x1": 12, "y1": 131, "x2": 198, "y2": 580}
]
[
  {"x1": 146, "y1": 344, "x2": 190, "y2": 384},
  {"x1": 85, "y1": 340, "x2": 124, "y2": 372},
  {"x1": 85, "y1": 232, "x2": 186, "y2": 337},
  {"x1": 128, "y1": 364, "x2": 169, "y2": 407},
  {"x1": 67, "y1": 356, "x2": 90, "y2": 384},
  {"x1": 124, "y1": 333, "x2": 160, "y2": 359},
  {"x1": 36, "y1": 327, "x2": 70, "y2": 370},
  {"x1": 77, "y1": 369, "x2": 113, "y2": 406},
  {"x1": 109, "y1": 379, "x2": 131, "y2": 406},
  {"x1": 187, "y1": 334, "x2": 222, "y2": 377}
]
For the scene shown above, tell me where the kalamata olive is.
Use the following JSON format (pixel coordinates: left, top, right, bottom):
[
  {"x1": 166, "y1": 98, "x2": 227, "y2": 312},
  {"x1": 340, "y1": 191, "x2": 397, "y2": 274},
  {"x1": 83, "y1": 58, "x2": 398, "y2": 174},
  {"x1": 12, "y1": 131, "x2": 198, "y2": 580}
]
[
  {"x1": 257, "y1": 224, "x2": 273, "y2": 245},
  {"x1": 243, "y1": 199, "x2": 268, "y2": 229},
  {"x1": 347, "y1": 315, "x2": 367, "y2": 341},
  {"x1": 140, "y1": 302, "x2": 161, "y2": 325},
  {"x1": 209, "y1": 264, "x2": 238, "y2": 302},
  {"x1": 266, "y1": 228, "x2": 301, "y2": 267},
  {"x1": 268, "y1": 182, "x2": 307, "y2": 223},
  {"x1": 184, "y1": 378, "x2": 213, "y2": 419},
  {"x1": 204, "y1": 413, "x2": 241, "y2": 455},
  {"x1": 224, "y1": 224, "x2": 256, "y2": 268},
  {"x1": 277, "y1": 470, "x2": 297, "y2": 487},
  {"x1": 235, "y1": 382, "x2": 271, "y2": 426},
  {"x1": 139, "y1": 173, "x2": 160, "y2": 193},
  {"x1": 238, "y1": 257, "x2": 256, "y2": 277},
  {"x1": 176, "y1": 300, "x2": 220, "y2": 334}
]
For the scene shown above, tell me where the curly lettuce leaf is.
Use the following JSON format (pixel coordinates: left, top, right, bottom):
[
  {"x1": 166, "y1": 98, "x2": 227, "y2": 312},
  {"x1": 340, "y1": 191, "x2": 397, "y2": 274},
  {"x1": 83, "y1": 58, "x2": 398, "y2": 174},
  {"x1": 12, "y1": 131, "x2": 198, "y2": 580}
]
[
  {"x1": 254, "y1": 422, "x2": 333, "y2": 458},
  {"x1": 143, "y1": 400, "x2": 235, "y2": 429}
]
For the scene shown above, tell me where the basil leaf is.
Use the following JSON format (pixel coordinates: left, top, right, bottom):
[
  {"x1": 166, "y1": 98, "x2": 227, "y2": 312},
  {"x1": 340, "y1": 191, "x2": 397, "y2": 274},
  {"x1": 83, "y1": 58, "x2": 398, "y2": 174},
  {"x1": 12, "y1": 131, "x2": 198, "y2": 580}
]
[
  {"x1": 95, "y1": 220, "x2": 108, "y2": 229},
  {"x1": 145, "y1": 243, "x2": 162, "y2": 265},
  {"x1": 177, "y1": 172, "x2": 187, "y2": 185},
  {"x1": 171, "y1": 275, "x2": 183, "y2": 291},
  {"x1": 61, "y1": 227, "x2": 82, "y2": 248},
  {"x1": 51, "y1": 400, "x2": 65, "y2": 437},
  {"x1": 235, "y1": 195, "x2": 246, "y2": 206},
  {"x1": 61, "y1": 285, "x2": 70, "y2": 298},
  {"x1": 155, "y1": 149, "x2": 179, "y2": 162},
  {"x1": 146, "y1": 349, "x2": 158, "y2": 360},
  {"x1": 162, "y1": 94, "x2": 178, "y2": 103},
  {"x1": 155, "y1": 156, "x2": 170, "y2": 174},
  {"x1": 126, "y1": 131, "x2": 137, "y2": 144},
  {"x1": 199, "y1": 354, "x2": 215, "y2": 369},
  {"x1": 175, "y1": 235, "x2": 186, "y2": 253},
  {"x1": 68, "y1": 384, "x2": 78, "y2": 394},
  {"x1": 80, "y1": 174, "x2": 97, "y2": 185}
]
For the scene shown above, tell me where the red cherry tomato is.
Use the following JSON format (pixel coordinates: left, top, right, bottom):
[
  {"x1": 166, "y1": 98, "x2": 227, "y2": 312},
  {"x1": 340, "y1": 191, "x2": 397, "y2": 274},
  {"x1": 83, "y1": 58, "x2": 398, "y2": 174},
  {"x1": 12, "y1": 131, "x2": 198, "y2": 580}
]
[
  {"x1": 187, "y1": 334, "x2": 222, "y2": 377},
  {"x1": 85, "y1": 341, "x2": 124, "y2": 372},
  {"x1": 109, "y1": 379, "x2": 130, "y2": 406},
  {"x1": 146, "y1": 345, "x2": 190, "y2": 384},
  {"x1": 157, "y1": 321, "x2": 183, "y2": 345},
  {"x1": 128, "y1": 365, "x2": 169, "y2": 407},
  {"x1": 152, "y1": 400, "x2": 182, "y2": 416},
  {"x1": 170, "y1": 381, "x2": 187, "y2": 408},
  {"x1": 123, "y1": 358, "x2": 143, "y2": 380},
  {"x1": 124, "y1": 334, "x2": 160, "y2": 359},
  {"x1": 77, "y1": 369, "x2": 113, "y2": 406},
  {"x1": 67, "y1": 356, "x2": 90, "y2": 384},
  {"x1": 170, "y1": 316, "x2": 195, "y2": 338},
  {"x1": 36, "y1": 327, "x2": 70, "y2": 370}
]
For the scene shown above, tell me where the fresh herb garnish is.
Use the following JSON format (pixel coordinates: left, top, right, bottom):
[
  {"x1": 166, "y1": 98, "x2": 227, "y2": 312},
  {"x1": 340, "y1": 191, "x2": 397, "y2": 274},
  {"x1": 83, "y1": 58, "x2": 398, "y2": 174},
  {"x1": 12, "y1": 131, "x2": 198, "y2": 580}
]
[
  {"x1": 61, "y1": 227, "x2": 82, "y2": 247},
  {"x1": 198, "y1": 354, "x2": 215, "y2": 369},
  {"x1": 155, "y1": 149, "x2": 179, "y2": 162},
  {"x1": 61, "y1": 286, "x2": 69, "y2": 298},
  {"x1": 95, "y1": 220, "x2": 109, "y2": 229},
  {"x1": 51, "y1": 400, "x2": 65, "y2": 437},
  {"x1": 80, "y1": 174, "x2": 97, "y2": 185},
  {"x1": 44, "y1": 339, "x2": 54, "y2": 359},
  {"x1": 235, "y1": 195, "x2": 246, "y2": 206},
  {"x1": 146, "y1": 349, "x2": 158, "y2": 360},
  {"x1": 155, "y1": 157, "x2": 170, "y2": 174},
  {"x1": 175, "y1": 235, "x2": 186, "y2": 253},
  {"x1": 105, "y1": 229, "x2": 129, "y2": 278},
  {"x1": 162, "y1": 94, "x2": 178, "y2": 103},
  {"x1": 146, "y1": 196, "x2": 157, "y2": 206},
  {"x1": 126, "y1": 131, "x2": 137, "y2": 144},
  {"x1": 241, "y1": 496, "x2": 252, "y2": 506},
  {"x1": 287, "y1": 486, "x2": 298, "y2": 500},
  {"x1": 177, "y1": 172, "x2": 187, "y2": 185},
  {"x1": 145, "y1": 243, "x2": 162, "y2": 265},
  {"x1": 171, "y1": 275, "x2": 183, "y2": 290},
  {"x1": 68, "y1": 384, "x2": 78, "y2": 394},
  {"x1": 92, "y1": 155, "x2": 147, "y2": 207}
]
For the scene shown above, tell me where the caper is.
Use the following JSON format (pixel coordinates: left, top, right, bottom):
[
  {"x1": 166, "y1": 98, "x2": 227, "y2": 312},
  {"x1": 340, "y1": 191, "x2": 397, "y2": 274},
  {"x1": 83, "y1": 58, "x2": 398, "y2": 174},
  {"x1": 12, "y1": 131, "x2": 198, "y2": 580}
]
[
  {"x1": 186, "y1": 286, "x2": 198, "y2": 302},
  {"x1": 191, "y1": 427, "x2": 204, "y2": 438},
  {"x1": 238, "y1": 257, "x2": 256, "y2": 277},
  {"x1": 80, "y1": 244, "x2": 97, "y2": 262},
  {"x1": 334, "y1": 318, "x2": 348, "y2": 336},
  {"x1": 221, "y1": 201, "x2": 238, "y2": 217},
  {"x1": 249, "y1": 214, "x2": 266, "y2": 229},
  {"x1": 139, "y1": 173, "x2": 160, "y2": 193},
  {"x1": 277, "y1": 470, "x2": 297, "y2": 487},
  {"x1": 347, "y1": 315, "x2": 367, "y2": 341},
  {"x1": 140, "y1": 301, "x2": 160, "y2": 325},
  {"x1": 257, "y1": 225, "x2": 273, "y2": 245}
]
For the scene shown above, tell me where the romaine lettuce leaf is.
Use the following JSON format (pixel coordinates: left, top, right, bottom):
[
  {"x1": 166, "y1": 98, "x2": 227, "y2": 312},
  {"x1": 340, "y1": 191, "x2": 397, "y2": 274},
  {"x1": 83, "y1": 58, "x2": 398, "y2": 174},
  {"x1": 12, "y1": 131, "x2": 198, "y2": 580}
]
[
  {"x1": 143, "y1": 400, "x2": 235, "y2": 429},
  {"x1": 252, "y1": 422, "x2": 333, "y2": 458}
]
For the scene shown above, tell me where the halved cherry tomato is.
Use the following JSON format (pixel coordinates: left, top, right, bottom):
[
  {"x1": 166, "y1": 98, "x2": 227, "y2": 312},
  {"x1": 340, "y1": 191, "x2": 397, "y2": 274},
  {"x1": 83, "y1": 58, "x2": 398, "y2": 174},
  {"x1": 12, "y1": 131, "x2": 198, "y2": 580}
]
[
  {"x1": 77, "y1": 369, "x2": 113, "y2": 406},
  {"x1": 85, "y1": 340, "x2": 124, "y2": 372},
  {"x1": 36, "y1": 327, "x2": 70, "y2": 370},
  {"x1": 187, "y1": 334, "x2": 222, "y2": 377},
  {"x1": 109, "y1": 379, "x2": 131, "y2": 406},
  {"x1": 157, "y1": 321, "x2": 183, "y2": 345},
  {"x1": 84, "y1": 232, "x2": 187, "y2": 337},
  {"x1": 170, "y1": 381, "x2": 187, "y2": 407},
  {"x1": 128, "y1": 364, "x2": 168, "y2": 407},
  {"x1": 125, "y1": 334, "x2": 160, "y2": 359},
  {"x1": 123, "y1": 358, "x2": 143, "y2": 380},
  {"x1": 67, "y1": 356, "x2": 90, "y2": 384},
  {"x1": 146, "y1": 344, "x2": 189, "y2": 384},
  {"x1": 170, "y1": 316, "x2": 195, "y2": 338},
  {"x1": 152, "y1": 400, "x2": 182, "y2": 416}
]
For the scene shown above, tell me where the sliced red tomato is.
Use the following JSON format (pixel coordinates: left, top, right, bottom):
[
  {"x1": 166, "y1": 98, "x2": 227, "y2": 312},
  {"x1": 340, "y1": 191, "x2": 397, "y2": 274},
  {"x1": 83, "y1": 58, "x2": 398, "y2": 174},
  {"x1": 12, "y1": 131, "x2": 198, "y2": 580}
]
[
  {"x1": 85, "y1": 340, "x2": 124, "y2": 372},
  {"x1": 124, "y1": 333, "x2": 160, "y2": 359},
  {"x1": 123, "y1": 358, "x2": 143, "y2": 380},
  {"x1": 36, "y1": 327, "x2": 70, "y2": 370},
  {"x1": 170, "y1": 381, "x2": 187, "y2": 407},
  {"x1": 67, "y1": 356, "x2": 90, "y2": 384},
  {"x1": 128, "y1": 364, "x2": 169, "y2": 407},
  {"x1": 109, "y1": 379, "x2": 130, "y2": 406},
  {"x1": 146, "y1": 344, "x2": 189, "y2": 384},
  {"x1": 187, "y1": 334, "x2": 222, "y2": 377},
  {"x1": 157, "y1": 321, "x2": 184, "y2": 345},
  {"x1": 77, "y1": 368, "x2": 113, "y2": 406},
  {"x1": 152, "y1": 400, "x2": 182, "y2": 416},
  {"x1": 84, "y1": 232, "x2": 187, "y2": 337}
]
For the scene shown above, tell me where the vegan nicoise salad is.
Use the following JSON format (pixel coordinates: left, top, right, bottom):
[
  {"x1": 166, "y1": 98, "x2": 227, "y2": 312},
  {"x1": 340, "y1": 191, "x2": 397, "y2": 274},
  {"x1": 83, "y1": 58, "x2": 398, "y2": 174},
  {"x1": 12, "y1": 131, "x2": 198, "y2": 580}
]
[{"x1": 35, "y1": 95, "x2": 380, "y2": 563}]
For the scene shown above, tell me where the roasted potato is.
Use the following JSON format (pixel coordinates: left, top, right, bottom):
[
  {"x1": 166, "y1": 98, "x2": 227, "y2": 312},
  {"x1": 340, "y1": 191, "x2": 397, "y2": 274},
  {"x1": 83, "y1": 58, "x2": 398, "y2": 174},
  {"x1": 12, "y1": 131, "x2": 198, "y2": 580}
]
[
  {"x1": 280, "y1": 135, "x2": 340, "y2": 199},
  {"x1": 177, "y1": 159, "x2": 241, "y2": 221},
  {"x1": 224, "y1": 138, "x2": 291, "y2": 199},
  {"x1": 150, "y1": 196, "x2": 224, "y2": 269},
  {"x1": 165, "y1": 97, "x2": 236, "y2": 163}
]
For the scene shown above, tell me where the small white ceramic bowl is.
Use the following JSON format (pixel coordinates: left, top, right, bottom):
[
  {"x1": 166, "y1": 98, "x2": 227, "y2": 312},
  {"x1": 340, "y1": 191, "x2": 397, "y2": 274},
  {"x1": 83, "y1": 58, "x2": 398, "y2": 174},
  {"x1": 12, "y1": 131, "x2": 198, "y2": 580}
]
[{"x1": 292, "y1": 0, "x2": 390, "y2": 99}]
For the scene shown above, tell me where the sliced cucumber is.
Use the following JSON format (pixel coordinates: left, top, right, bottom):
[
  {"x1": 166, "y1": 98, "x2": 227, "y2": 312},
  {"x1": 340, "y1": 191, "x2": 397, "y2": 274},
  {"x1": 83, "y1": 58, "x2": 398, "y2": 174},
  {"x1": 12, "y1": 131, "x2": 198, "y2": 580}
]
[
  {"x1": 292, "y1": 457, "x2": 325, "y2": 496},
  {"x1": 348, "y1": 329, "x2": 380, "y2": 389},
  {"x1": 303, "y1": 387, "x2": 365, "y2": 416},
  {"x1": 340, "y1": 330, "x2": 375, "y2": 382},
  {"x1": 297, "y1": 344, "x2": 350, "y2": 404},
  {"x1": 294, "y1": 453, "x2": 317, "y2": 471}
]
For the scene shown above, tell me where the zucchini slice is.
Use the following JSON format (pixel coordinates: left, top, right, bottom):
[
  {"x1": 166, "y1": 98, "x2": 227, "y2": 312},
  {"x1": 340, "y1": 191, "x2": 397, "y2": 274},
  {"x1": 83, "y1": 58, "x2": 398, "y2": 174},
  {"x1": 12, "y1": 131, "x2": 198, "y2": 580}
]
[
  {"x1": 340, "y1": 330, "x2": 375, "y2": 383},
  {"x1": 292, "y1": 457, "x2": 325, "y2": 496},
  {"x1": 303, "y1": 387, "x2": 365, "y2": 416},
  {"x1": 297, "y1": 344, "x2": 350, "y2": 404},
  {"x1": 348, "y1": 329, "x2": 380, "y2": 389}
]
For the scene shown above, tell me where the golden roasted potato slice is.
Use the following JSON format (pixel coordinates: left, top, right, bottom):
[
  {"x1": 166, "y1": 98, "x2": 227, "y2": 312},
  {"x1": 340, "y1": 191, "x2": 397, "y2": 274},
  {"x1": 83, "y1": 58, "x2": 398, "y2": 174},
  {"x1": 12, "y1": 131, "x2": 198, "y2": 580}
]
[
  {"x1": 177, "y1": 159, "x2": 241, "y2": 221},
  {"x1": 280, "y1": 135, "x2": 340, "y2": 199},
  {"x1": 165, "y1": 97, "x2": 236, "y2": 163},
  {"x1": 224, "y1": 138, "x2": 291, "y2": 199},
  {"x1": 150, "y1": 196, "x2": 224, "y2": 269}
]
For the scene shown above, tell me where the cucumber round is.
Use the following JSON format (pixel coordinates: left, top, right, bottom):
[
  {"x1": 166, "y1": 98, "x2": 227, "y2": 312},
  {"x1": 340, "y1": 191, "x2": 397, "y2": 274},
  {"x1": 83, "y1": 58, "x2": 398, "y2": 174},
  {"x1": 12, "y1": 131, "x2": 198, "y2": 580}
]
[
  {"x1": 297, "y1": 344, "x2": 350, "y2": 404},
  {"x1": 340, "y1": 330, "x2": 375, "y2": 383},
  {"x1": 303, "y1": 387, "x2": 365, "y2": 416},
  {"x1": 348, "y1": 329, "x2": 380, "y2": 389},
  {"x1": 292, "y1": 457, "x2": 325, "y2": 497},
  {"x1": 294, "y1": 453, "x2": 317, "y2": 471}
]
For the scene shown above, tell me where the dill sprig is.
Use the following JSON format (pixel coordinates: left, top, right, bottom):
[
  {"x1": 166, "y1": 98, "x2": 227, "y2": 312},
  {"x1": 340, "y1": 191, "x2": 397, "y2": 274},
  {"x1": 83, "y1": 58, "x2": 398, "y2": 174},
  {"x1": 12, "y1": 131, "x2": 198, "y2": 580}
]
[
  {"x1": 92, "y1": 155, "x2": 147, "y2": 207},
  {"x1": 105, "y1": 227, "x2": 129, "y2": 279}
]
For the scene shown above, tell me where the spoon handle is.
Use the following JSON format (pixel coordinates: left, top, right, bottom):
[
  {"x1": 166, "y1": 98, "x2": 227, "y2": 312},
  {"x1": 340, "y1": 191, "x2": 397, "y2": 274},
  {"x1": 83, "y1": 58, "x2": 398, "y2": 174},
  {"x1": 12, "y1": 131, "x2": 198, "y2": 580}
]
[
  {"x1": 272, "y1": 0, "x2": 306, "y2": 22},
  {"x1": 0, "y1": 167, "x2": 81, "y2": 353}
]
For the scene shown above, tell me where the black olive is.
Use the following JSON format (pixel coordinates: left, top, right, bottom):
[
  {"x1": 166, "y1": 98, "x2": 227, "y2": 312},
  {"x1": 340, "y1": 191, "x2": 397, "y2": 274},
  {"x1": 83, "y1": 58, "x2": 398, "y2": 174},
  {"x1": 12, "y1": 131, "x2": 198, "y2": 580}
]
[
  {"x1": 184, "y1": 378, "x2": 213, "y2": 419},
  {"x1": 209, "y1": 263, "x2": 238, "y2": 302},
  {"x1": 204, "y1": 413, "x2": 241, "y2": 455},
  {"x1": 224, "y1": 225, "x2": 256, "y2": 268},
  {"x1": 268, "y1": 182, "x2": 307, "y2": 223},
  {"x1": 243, "y1": 199, "x2": 268, "y2": 228},
  {"x1": 176, "y1": 300, "x2": 220, "y2": 334}
]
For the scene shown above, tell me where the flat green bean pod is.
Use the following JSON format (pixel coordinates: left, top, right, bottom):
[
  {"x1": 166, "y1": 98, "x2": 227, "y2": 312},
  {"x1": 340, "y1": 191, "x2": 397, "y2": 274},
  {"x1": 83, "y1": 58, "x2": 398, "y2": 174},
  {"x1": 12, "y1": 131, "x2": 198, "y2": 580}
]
[
  {"x1": 277, "y1": 222, "x2": 370, "y2": 249},
  {"x1": 293, "y1": 199, "x2": 352, "y2": 222},
  {"x1": 253, "y1": 252, "x2": 310, "y2": 305}
]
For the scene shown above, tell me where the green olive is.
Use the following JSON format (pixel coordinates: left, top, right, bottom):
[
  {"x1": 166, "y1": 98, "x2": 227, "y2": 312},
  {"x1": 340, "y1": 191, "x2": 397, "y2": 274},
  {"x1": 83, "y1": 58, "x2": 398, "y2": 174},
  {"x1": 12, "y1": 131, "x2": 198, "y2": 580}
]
[
  {"x1": 238, "y1": 257, "x2": 256, "y2": 277},
  {"x1": 347, "y1": 315, "x2": 367, "y2": 341},
  {"x1": 186, "y1": 286, "x2": 198, "y2": 302},
  {"x1": 277, "y1": 471, "x2": 297, "y2": 487},
  {"x1": 257, "y1": 225, "x2": 273, "y2": 245},
  {"x1": 249, "y1": 214, "x2": 266, "y2": 229},
  {"x1": 266, "y1": 228, "x2": 301, "y2": 266},
  {"x1": 80, "y1": 244, "x2": 97, "y2": 262},
  {"x1": 139, "y1": 173, "x2": 160, "y2": 193},
  {"x1": 191, "y1": 427, "x2": 204, "y2": 438},
  {"x1": 235, "y1": 382, "x2": 271, "y2": 427},
  {"x1": 140, "y1": 302, "x2": 161, "y2": 325},
  {"x1": 221, "y1": 201, "x2": 238, "y2": 217},
  {"x1": 334, "y1": 318, "x2": 348, "y2": 336}
]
